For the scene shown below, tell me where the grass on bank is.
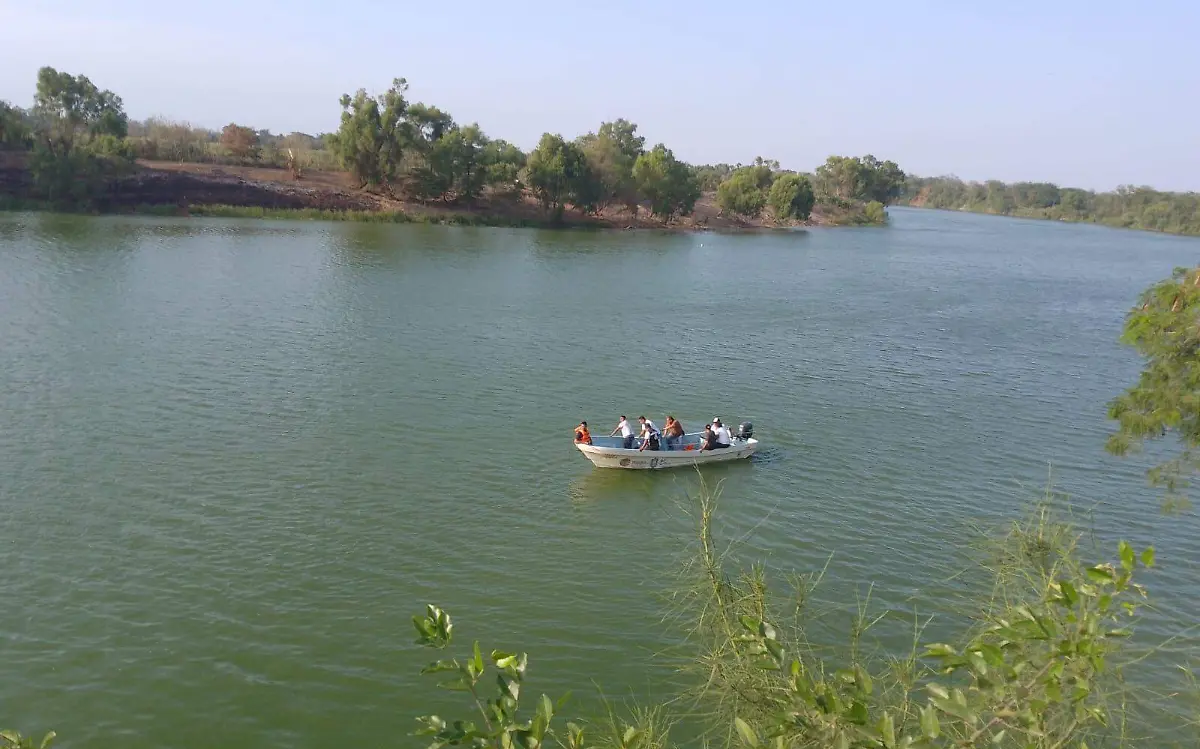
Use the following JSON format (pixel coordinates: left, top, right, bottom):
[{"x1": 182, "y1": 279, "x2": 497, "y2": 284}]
[{"x1": 407, "y1": 480, "x2": 1193, "y2": 749}]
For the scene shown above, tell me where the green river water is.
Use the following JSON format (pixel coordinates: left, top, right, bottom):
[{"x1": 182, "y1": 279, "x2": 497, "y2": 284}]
[{"x1": 1, "y1": 208, "x2": 1198, "y2": 747}]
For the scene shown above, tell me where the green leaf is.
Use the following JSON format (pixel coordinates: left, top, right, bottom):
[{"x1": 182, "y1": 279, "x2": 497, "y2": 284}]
[
  {"x1": 1107, "y1": 628, "x2": 1133, "y2": 638},
  {"x1": 0, "y1": 732, "x2": 21, "y2": 745},
  {"x1": 833, "y1": 732, "x2": 850, "y2": 749},
  {"x1": 759, "y1": 620, "x2": 778, "y2": 641},
  {"x1": 473, "y1": 641, "x2": 485, "y2": 675},
  {"x1": 421, "y1": 659, "x2": 461, "y2": 675},
  {"x1": 1086, "y1": 566, "x2": 1115, "y2": 583},
  {"x1": 878, "y1": 713, "x2": 896, "y2": 749},
  {"x1": 622, "y1": 726, "x2": 642, "y2": 748},
  {"x1": 924, "y1": 643, "x2": 957, "y2": 657},
  {"x1": 977, "y1": 643, "x2": 1004, "y2": 667},
  {"x1": 39, "y1": 732, "x2": 56, "y2": 749},
  {"x1": 848, "y1": 700, "x2": 869, "y2": 725},
  {"x1": 764, "y1": 637, "x2": 784, "y2": 661},
  {"x1": 1119, "y1": 541, "x2": 1135, "y2": 573},
  {"x1": 734, "y1": 717, "x2": 760, "y2": 748},
  {"x1": 854, "y1": 664, "x2": 874, "y2": 696},
  {"x1": 932, "y1": 691, "x2": 976, "y2": 724},
  {"x1": 926, "y1": 683, "x2": 949, "y2": 700},
  {"x1": 967, "y1": 650, "x2": 988, "y2": 675},
  {"x1": 1141, "y1": 547, "x2": 1156, "y2": 567},
  {"x1": 919, "y1": 705, "x2": 940, "y2": 739},
  {"x1": 1058, "y1": 580, "x2": 1078, "y2": 606},
  {"x1": 990, "y1": 729, "x2": 1007, "y2": 744}
]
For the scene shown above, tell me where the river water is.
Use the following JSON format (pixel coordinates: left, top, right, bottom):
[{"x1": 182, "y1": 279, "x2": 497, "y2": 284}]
[{"x1": 1, "y1": 208, "x2": 1198, "y2": 747}]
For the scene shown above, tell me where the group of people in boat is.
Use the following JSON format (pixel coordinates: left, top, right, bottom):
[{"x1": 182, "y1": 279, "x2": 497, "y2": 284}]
[{"x1": 573, "y1": 415, "x2": 734, "y2": 452}]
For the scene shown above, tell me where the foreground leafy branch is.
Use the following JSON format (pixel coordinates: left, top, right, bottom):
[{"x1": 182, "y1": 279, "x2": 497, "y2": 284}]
[
  {"x1": 0, "y1": 730, "x2": 54, "y2": 749},
  {"x1": 411, "y1": 605, "x2": 584, "y2": 749},
  {"x1": 1108, "y1": 265, "x2": 1200, "y2": 511}
]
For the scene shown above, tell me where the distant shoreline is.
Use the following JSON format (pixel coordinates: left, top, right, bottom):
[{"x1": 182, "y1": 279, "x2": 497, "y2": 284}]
[
  {"x1": 902, "y1": 179, "x2": 1200, "y2": 238},
  {"x1": 0, "y1": 158, "x2": 887, "y2": 231},
  {"x1": 901, "y1": 203, "x2": 1200, "y2": 239}
]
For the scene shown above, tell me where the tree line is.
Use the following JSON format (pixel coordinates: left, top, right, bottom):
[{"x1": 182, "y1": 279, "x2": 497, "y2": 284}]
[
  {"x1": 1, "y1": 66, "x2": 902, "y2": 223},
  {"x1": 903, "y1": 176, "x2": 1200, "y2": 236}
]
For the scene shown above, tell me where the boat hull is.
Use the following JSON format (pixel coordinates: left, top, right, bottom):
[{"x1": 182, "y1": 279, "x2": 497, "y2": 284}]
[{"x1": 575, "y1": 438, "x2": 757, "y2": 470}]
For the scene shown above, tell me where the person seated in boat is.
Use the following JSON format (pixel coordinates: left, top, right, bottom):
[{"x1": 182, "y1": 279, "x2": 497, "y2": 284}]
[
  {"x1": 712, "y1": 418, "x2": 732, "y2": 447},
  {"x1": 638, "y1": 419, "x2": 661, "y2": 452},
  {"x1": 699, "y1": 424, "x2": 728, "y2": 451},
  {"x1": 574, "y1": 421, "x2": 592, "y2": 445},
  {"x1": 611, "y1": 415, "x2": 634, "y2": 449},
  {"x1": 662, "y1": 416, "x2": 685, "y2": 450}
]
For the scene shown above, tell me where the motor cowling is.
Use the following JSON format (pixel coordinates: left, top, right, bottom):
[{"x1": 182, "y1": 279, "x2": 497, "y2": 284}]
[{"x1": 736, "y1": 422, "x2": 753, "y2": 440}]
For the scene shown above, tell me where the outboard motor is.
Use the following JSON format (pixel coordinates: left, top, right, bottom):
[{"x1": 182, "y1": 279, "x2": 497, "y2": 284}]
[{"x1": 736, "y1": 422, "x2": 753, "y2": 441}]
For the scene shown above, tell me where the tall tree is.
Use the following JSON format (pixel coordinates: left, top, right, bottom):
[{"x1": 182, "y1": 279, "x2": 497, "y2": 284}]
[
  {"x1": 859, "y1": 155, "x2": 906, "y2": 204},
  {"x1": 814, "y1": 155, "x2": 866, "y2": 202},
  {"x1": 590, "y1": 119, "x2": 646, "y2": 215},
  {"x1": 631, "y1": 144, "x2": 699, "y2": 222},
  {"x1": 32, "y1": 66, "x2": 128, "y2": 144},
  {"x1": 26, "y1": 68, "x2": 133, "y2": 208},
  {"x1": 333, "y1": 78, "x2": 408, "y2": 190},
  {"x1": 524, "y1": 133, "x2": 593, "y2": 218}
]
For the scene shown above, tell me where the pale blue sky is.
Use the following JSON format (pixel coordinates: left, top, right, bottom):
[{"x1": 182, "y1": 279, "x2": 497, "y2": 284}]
[{"x1": 2, "y1": 0, "x2": 1197, "y2": 190}]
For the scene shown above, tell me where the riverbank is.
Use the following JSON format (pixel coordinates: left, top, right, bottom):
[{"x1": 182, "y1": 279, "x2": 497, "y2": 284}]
[
  {"x1": 0, "y1": 157, "x2": 887, "y2": 230},
  {"x1": 904, "y1": 180, "x2": 1200, "y2": 237}
]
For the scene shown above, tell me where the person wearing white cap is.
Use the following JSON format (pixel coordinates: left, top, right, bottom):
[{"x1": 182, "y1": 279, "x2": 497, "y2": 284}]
[{"x1": 713, "y1": 418, "x2": 732, "y2": 447}]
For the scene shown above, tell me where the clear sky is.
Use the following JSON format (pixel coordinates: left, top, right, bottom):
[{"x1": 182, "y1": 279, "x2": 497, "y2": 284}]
[{"x1": 2, "y1": 0, "x2": 1198, "y2": 191}]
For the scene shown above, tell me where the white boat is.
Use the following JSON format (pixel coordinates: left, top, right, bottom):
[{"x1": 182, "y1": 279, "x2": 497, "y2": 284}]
[{"x1": 575, "y1": 423, "x2": 759, "y2": 470}]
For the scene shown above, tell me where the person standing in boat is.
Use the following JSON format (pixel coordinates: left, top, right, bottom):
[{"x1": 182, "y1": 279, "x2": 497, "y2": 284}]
[
  {"x1": 611, "y1": 416, "x2": 634, "y2": 449},
  {"x1": 637, "y1": 415, "x2": 658, "y2": 438},
  {"x1": 662, "y1": 416, "x2": 685, "y2": 450},
  {"x1": 574, "y1": 421, "x2": 592, "y2": 445},
  {"x1": 638, "y1": 418, "x2": 661, "y2": 451}
]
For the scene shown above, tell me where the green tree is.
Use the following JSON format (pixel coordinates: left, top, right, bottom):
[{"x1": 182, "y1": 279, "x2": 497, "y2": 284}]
[
  {"x1": 859, "y1": 155, "x2": 906, "y2": 204},
  {"x1": 743, "y1": 157, "x2": 777, "y2": 189},
  {"x1": 767, "y1": 172, "x2": 815, "y2": 222},
  {"x1": 25, "y1": 68, "x2": 134, "y2": 208},
  {"x1": 333, "y1": 78, "x2": 409, "y2": 190},
  {"x1": 631, "y1": 143, "x2": 699, "y2": 222},
  {"x1": 32, "y1": 66, "x2": 127, "y2": 143},
  {"x1": 409, "y1": 123, "x2": 492, "y2": 203},
  {"x1": 1107, "y1": 265, "x2": 1200, "y2": 510},
  {"x1": 814, "y1": 155, "x2": 865, "y2": 202},
  {"x1": 0, "y1": 101, "x2": 32, "y2": 150},
  {"x1": 716, "y1": 171, "x2": 767, "y2": 219},
  {"x1": 482, "y1": 140, "x2": 526, "y2": 195},
  {"x1": 524, "y1": 133, "x2": 593, "y2": 218},
  {"x1": 578, "y1": 119, "x2": 645, "y2": 216},
  {"x1": 692, "y1": 163, "x2": 734, "y2": 192}
]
